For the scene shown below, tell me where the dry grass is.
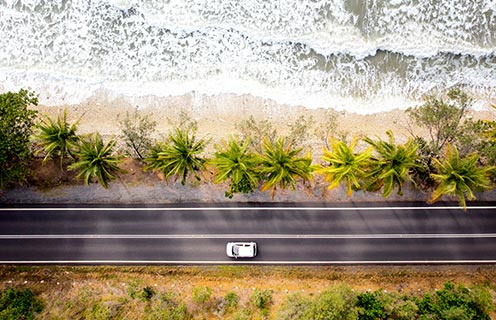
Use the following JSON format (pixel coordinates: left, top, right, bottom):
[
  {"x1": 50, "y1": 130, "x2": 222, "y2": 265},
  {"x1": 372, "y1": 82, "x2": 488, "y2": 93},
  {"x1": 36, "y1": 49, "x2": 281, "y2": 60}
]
[{"x1": 0, "y1": 265, "x2": 495, "y2": 319}]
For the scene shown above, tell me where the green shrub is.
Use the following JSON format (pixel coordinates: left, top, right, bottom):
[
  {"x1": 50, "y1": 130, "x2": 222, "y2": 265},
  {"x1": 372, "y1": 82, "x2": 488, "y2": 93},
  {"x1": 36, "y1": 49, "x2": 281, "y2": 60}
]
[
  {"x1": 146, "y1": 293, "x2": 191, "y2": 320},
  {"x1": 118, "y1": 107, "x2": 157, "y2": 160},
  {"x1": 356, "y1": 291, "x2": 385, "y2": 320},
  {"x1": 192, "y1": 286, "x2": 212, "y2": 305},
  {"x1": 287, "y1": 115, "x2": 315, "y2": 148},
  {"x1": 238, "y1": 115, "x2": 277, "y2": 151},
  {"x1": 378, "y1": 291, "x2": 418, "y2": 320},
  {"x1": 141, "y1": 286, "x2": 155, "y2": 301},
  {"x1": 0, "y1": 89, "x2": 38, "y2": 189},
  {"x1": 309, "y1": 285, "x2": 358, "y2": 320},
  {"x1": 85, "y1": 301, "x2": 122, "y2": 320},
  {"x1": 0, "y1": 288, "x2": 43, "y2": 320},
  {"x1": 416, "y1": 282, "x2": 493, "y2": 320},
  {"x1": 251, "y1": 288, "x2": 273, "y2": 310},
  {"x1": 224, "y1": 291, "x2": 239, "y2": 309},
  {"x1": 276, "y1": 292, "x2": 313, "y2": 320}
]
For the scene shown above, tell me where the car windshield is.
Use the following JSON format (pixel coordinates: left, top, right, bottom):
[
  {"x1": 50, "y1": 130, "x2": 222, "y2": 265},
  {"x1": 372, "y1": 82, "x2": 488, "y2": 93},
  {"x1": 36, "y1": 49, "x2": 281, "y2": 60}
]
[{"x1": 233, "y1": 246, "x2": 240, "y2": 255}]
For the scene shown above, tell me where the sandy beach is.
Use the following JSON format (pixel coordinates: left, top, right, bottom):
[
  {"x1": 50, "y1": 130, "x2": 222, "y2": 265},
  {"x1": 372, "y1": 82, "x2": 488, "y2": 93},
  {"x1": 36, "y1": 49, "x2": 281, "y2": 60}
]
[{"x1": 34, "y1": 92, "x2": 496, "y2": 152}]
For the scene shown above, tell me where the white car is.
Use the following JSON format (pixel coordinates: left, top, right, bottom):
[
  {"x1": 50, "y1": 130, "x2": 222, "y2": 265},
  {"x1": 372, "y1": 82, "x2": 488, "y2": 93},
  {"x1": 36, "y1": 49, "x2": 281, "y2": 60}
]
[{"x1": 226, "y1": 242, "x2": 257, "y2": 258}]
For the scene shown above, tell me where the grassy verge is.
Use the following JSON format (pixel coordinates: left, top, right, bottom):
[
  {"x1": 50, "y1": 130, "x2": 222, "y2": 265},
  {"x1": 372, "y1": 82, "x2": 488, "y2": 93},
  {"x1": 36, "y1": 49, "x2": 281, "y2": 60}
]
[{"x1": 0, "y1": 265, "x2": 495, "y2": 319}]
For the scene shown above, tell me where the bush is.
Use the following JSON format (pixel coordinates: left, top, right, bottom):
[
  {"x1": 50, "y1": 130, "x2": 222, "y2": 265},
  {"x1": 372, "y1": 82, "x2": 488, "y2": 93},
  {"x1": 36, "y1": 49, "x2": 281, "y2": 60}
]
[
  {"x1": 0, "y1": 288, "x2": 43, "y2": 320},
  {"x1": 223, "y1": 291, "x2": 239, "y2": 309},
  {"x1": 287, "y1": 115, "x2": 315, "y2": 148},
  {"x1": 118, "y1": 107, "x2": 157, "y2": 160},
  {"x1": 416, "y1": 282, "x2": 493, "y2": 320},
  {"x1": 309, "y1": 285, "x2": 358, "y2": 320},
  {"x1": 378, "y1": 291, "x2": 418, "y2": 320},
  {"x1": 276, "y1": 293, "x2": 313, "y2": 320},
  {"x1": 356, "y1": 291, "x2": 385, "y2": 320},
  {"x1": 141, "y1": 286, "x2": 155, "y2": 301},
  {"x1": 238, "y1": 116, "x2": 277, "y2": 151},
  {"x1": 146, "y1": 293, "x2": 191, "y2": 320},
  {"x1": 0, "y1": 89, "x2": 38, "y2": 189},
  {"x1": 251, "y1": 288, "x2": 273, "y2": 310},
  {"x1": 192, "y1": 286, "x2": 212, "y2": 305}
]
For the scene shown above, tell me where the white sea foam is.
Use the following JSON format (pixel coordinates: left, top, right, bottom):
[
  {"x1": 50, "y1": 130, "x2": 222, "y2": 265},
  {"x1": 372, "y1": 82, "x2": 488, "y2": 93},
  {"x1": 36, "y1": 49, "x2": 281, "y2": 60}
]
[{"x1": 0, "y1": 0, "x2": 495, "y2": 113}]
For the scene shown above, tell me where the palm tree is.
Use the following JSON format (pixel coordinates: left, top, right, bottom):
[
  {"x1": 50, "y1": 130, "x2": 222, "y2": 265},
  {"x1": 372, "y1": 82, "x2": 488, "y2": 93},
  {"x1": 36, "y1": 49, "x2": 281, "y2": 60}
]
[
  {"x1": 68, "y1": 133, "x2": 124, "y2": 188},
  {"x1": 145, "y1": 128, "x2": 207, "y2": 185},
  {"x1": 210, "y1": 137, "x2": 260, "y2": 198},
  {"x1": 317, "y1": 138, "x2": 372, "y2": 196},
  {"x1": 429, "y1": 144, "x2": 494, "y2": 209},
  {"x1": 34, "y1": 109, "x2": 80, "y2": 168},
  {"x1": 364, "y1": 130, "x2": 418, "y2": 197},
  {"x1": 255, "y1": 138, "x2": 314, "y2": 199}
]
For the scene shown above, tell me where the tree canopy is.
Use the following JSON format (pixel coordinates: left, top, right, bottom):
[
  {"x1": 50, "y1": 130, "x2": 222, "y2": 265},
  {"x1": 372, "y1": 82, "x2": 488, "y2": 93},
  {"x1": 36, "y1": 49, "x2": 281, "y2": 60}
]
[{"x1": 0, "y1": 89, "x2": 38, "y2": 189}]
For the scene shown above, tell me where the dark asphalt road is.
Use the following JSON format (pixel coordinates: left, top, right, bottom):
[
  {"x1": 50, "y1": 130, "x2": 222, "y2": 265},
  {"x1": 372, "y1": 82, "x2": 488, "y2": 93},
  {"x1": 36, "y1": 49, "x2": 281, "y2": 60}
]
[{"x1": 0, "y1": 203, "x2": 495, "y2": 264}]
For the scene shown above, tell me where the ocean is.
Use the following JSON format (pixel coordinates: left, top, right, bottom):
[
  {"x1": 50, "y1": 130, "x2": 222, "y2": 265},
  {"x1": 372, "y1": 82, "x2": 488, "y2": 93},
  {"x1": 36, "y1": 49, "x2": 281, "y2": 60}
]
[{"x1": 0, "y1": 0, "x2": 495, "y2": 113}]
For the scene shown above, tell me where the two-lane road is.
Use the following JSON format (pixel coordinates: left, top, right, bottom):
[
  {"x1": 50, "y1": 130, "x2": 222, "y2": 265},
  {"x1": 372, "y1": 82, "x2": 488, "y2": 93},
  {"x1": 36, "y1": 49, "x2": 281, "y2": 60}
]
[{"x1": 0, "y1": 202, "x2": 495, "y2": 264}]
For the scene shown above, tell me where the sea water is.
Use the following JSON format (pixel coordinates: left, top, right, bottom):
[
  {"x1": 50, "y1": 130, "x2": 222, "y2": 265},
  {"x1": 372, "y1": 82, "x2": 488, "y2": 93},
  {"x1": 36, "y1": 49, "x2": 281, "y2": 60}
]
[{"x1": 0, "y1": 0, "x2": 495, "y2": 113}]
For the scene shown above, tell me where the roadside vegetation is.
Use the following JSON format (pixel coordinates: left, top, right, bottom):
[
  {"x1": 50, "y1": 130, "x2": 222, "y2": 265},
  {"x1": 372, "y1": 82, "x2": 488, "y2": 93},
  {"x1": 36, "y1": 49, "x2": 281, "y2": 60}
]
[
  {"x1": 0, "y1": 265, "x2": 494, "y2": 319},
  {"x1": 1, "y1": 88, "x2": 495, "y2": 208}
]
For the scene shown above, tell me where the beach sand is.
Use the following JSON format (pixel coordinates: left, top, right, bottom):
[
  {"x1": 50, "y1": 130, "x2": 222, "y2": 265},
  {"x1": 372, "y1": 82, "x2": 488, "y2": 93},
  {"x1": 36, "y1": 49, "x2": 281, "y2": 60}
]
[{"x1": 34, "y1": 92, "x2": 496, "y2": 151}]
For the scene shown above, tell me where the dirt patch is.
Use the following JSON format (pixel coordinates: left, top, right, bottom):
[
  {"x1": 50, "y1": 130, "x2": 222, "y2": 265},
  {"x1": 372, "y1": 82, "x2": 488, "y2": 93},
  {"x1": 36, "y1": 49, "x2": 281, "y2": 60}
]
[{"x1": 26, "y1": 158, "x2": 81, "y2": 190}]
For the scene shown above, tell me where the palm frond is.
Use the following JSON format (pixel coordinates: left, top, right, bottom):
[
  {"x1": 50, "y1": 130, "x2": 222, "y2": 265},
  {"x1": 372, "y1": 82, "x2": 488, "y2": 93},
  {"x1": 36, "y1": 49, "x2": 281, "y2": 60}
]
[
  {"x1": 429, "y1": 144, "x2": 493, "y2": 209},
  {"x1": 68, "y1": 133, "x2": 124, "y2": 188}
]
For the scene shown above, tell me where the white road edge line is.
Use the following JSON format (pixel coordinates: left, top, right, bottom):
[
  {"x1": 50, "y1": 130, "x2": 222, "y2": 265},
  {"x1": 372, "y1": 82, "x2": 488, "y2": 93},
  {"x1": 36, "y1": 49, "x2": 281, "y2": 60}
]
[
  {"x1": 0, "y1": 206, "x2": 495, "y2": 211},
  {"x1": 0, "y1": 260, "x2": 495, "y2": 264},
  {"x1": 1, "y1": 233, "x2": 496, "y2": 239}
]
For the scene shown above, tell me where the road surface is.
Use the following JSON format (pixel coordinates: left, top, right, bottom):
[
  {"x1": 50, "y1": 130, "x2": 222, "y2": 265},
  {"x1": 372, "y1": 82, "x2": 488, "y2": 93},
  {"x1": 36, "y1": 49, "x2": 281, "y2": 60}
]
[{"x1": 0, "y1": 202, "x2": 495, "y2": 264}]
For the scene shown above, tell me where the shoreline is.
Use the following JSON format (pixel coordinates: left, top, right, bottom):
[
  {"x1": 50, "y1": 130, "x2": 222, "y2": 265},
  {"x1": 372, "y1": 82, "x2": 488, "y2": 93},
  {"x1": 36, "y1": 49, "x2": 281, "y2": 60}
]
[{"x1": 33, "y1": 92, "x2": 496, "y2": 144}]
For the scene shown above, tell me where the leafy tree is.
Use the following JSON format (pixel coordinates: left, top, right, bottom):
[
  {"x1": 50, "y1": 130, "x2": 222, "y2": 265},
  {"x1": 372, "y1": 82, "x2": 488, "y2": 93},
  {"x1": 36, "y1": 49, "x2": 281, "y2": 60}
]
[
  {"x1": 68, "y1": 133, "x2": 124, "y2": 188},
  {"x1": 145, "y1": 129, "x2": 207, "y2": 185},
  {"x1": 33, "y1": 109, "x2": 80, "y2": 168},
  {"x1": 210, "y1": 137, "x2": 260, "y2": 198},
  {"x1": 0, "y1": 89, "x2": 38, "y2": 189},
  {"x1": 0, "y1": 288, "x2": 43, "y2": 320},
  {"x1": 118, "y1": 107, "x2": 157, "y2": 160},
  {"x1": 406, "y1": 88, "x2": 472, "y2": 155},
  {"x1": 276, "y1": 293, "x2": 313, "y2": 320},
  {"x1": 429, "y1": 145, "x2": 493, "y2": 209},
  {"x1": 308, "y1": 285, "x2": 358, "y2": 320},
  {"x1": 318, "y1": 138, "x2": 372, "y2": 196},
  {"x1": 256, "y1": 138, "x2": 314, "y2": 199},
  {"x1": 364, "y1": 130, "x2": 418, "y2": 197},
  {"x1": 238, "y1": 116, "x2": 277, "y2": 151},
  {"x1": 454, "y1": 119, "x2": 493, "y2": 158}
]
